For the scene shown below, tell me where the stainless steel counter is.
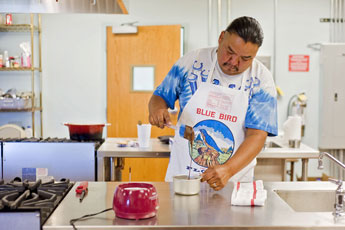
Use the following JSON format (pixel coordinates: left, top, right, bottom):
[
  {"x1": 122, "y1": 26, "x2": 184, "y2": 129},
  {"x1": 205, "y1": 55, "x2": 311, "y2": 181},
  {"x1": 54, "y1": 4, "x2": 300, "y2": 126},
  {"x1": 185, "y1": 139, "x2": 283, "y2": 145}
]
[
  {"x1": 97, "y1": 137, "x2": 319, "y2": 181},
  {"x1": 43, "y1": 181, "x2": 345, "y2": 230}
]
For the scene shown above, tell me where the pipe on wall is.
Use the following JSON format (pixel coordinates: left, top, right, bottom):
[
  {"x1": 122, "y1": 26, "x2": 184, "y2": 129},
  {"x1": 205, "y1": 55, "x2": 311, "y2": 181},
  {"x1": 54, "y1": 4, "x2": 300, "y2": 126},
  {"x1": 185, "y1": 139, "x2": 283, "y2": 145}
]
[
  {"x1": 340, "y1": 0, "x2": 343, "y2": 42},
  {"x1": 218, "y1": 0, "x2": 222, "y2": 36},
  {"x1": 330, "y1": 0, "x2": 345, "y2": 42},
  {"x1": 208, "y1": 0, "x2": 212, "y2": 46},
  {"x1": 227, "y1": 0, "x2": 231, "y2": 25},
  {"x1": 330, "y1": 0, "x2": 334, "y2": 42},
  {"x1": 273, "y1": 0, "x2": 277, "y2": 81},
  {"x1": 208, "y1": 0, "x2": 232, "y2": 46}
]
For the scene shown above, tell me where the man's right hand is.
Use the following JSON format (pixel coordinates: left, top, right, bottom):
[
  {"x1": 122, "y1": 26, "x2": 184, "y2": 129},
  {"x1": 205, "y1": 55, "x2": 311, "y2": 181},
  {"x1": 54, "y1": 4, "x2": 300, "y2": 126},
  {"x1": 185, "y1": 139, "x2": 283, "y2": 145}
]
[
  {"x1": 149, "y1": 108, "x2": 171, "y2": 129},
  {"x1": 148, "y1": 95, "x2": 172, "y2": 129}
]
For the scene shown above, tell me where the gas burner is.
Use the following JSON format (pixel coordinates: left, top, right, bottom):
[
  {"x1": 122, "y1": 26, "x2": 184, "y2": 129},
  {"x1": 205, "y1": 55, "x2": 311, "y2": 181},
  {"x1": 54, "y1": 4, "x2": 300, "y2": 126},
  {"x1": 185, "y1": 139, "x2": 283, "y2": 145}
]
[
  {"x1": 0, "y1": 137, "x2": 78, "y2": 143},
  {"x1": 0, "y1": 137, "x2": 104, "y2": 145},
  {"x1": 0, "y1": 177, "x2": 73, "y2": 226}
]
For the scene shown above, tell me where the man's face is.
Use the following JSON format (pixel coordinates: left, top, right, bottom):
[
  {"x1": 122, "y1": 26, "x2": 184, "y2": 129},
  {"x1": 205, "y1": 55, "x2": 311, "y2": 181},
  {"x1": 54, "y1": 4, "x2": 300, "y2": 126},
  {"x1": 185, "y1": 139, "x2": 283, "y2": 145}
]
[{"x1": 217, "y1": 31, "x2": 259, "y2": 75}]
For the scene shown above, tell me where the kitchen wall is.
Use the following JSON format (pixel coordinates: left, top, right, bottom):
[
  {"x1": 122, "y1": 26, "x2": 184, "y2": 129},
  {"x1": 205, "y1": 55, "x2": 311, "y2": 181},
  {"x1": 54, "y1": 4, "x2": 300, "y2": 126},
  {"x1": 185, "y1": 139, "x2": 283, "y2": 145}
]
[
  {"x1": 1, "y1": 0, "x2": 331, "y2": 177},
  {"x1": 273, "y1": 0, "x2": 330, "y2": 178},
  {"x1": 41, "y1": 0, "x2": 209, "y2": 138}
]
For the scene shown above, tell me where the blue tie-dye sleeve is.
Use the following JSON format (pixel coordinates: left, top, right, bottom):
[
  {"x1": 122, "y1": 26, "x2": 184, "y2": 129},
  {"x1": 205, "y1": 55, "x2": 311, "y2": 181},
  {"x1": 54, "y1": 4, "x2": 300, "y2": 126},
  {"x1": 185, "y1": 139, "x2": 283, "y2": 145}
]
[
  {"x1": 153, "y1": 64, "x2": 188, "y2": 110},
  {"x1": 245, "y1": 88, "x2": 278, "y2": 136}
]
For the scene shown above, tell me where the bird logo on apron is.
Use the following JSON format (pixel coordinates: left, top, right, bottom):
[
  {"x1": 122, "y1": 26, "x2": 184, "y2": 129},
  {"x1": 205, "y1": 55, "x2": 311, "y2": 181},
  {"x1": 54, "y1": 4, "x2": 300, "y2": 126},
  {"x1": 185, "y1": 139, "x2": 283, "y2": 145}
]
[{"x1": 191, "y1": 119, "x2": 235, "y2": 167}]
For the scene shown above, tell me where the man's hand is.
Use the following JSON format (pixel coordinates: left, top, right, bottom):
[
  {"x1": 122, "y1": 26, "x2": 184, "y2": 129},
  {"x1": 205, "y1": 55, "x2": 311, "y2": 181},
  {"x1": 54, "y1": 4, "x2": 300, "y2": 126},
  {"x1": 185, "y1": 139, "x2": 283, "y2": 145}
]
[
  {"x1": 149, "y1": 108, "x2": 171, "y2": 129},
  {"x1": 201, "y1": 164, "x2": 232, "y2": 191},
  {"x1": 201, "y1": 128, "x2": 267, "y2": 191},
  {"x1": 148, "y1": 95, "x2": 172, "y2": 129}
]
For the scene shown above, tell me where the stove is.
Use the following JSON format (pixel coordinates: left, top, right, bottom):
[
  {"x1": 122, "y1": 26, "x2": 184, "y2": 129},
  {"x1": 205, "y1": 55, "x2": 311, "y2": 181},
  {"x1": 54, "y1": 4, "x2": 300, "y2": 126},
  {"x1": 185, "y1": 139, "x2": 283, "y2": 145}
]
[
  {"x1": 0, "y1": 177, "x2": 73, "y2": 230},
  {"x1": 0, "y1": 138, "x2": 104, "y2": 182},
  {"x1": 0, "y1": 137, "x2": 104, "y2": 145}
]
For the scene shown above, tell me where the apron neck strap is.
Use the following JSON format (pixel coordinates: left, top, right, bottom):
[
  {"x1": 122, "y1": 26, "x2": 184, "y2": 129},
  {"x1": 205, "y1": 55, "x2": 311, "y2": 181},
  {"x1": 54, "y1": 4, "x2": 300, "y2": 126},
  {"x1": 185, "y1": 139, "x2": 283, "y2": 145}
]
[
  {"x1": 239, "y1": 69, "x2": 247, "y2": 88},
  {"x1": 206, "y1": 51, "x2": 217, "y2": 84}
]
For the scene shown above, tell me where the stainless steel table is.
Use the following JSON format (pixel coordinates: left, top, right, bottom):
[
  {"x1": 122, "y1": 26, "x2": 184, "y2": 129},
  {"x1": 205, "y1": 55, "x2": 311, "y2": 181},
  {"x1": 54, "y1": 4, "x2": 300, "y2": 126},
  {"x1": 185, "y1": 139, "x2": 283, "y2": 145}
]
[
  {"x1": 97, "y1": 138, "x2": 170, "y2": 181},
  {"x1": 97, "y1": 137, "x2": 319, "y2": 181},
  {"x1": 43, "y1": 181, "x2": 345, "y2": 229}
]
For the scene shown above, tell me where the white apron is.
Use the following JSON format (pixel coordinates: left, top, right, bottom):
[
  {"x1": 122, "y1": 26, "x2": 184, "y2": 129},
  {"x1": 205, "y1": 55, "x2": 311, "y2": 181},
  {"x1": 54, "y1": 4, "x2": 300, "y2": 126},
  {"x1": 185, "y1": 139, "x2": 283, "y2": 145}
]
[{"x1": 165, "y1": 55, "x2": 256, "y2": 182}]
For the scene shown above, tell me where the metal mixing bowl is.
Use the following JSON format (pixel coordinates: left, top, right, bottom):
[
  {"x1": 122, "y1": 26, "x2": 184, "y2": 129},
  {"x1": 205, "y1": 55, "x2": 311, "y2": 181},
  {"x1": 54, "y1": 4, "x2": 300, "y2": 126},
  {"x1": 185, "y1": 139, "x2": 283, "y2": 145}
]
[{"x1": 173, "y1": 175, "x2": 201, "y2": 195}]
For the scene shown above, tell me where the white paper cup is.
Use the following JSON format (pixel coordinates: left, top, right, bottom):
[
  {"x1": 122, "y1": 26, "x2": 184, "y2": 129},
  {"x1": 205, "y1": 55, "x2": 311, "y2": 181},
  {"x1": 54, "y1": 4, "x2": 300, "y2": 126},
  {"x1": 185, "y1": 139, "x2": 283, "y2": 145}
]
[{"x1": 137, "y1": 124, "x2": 151, "y2": 148}]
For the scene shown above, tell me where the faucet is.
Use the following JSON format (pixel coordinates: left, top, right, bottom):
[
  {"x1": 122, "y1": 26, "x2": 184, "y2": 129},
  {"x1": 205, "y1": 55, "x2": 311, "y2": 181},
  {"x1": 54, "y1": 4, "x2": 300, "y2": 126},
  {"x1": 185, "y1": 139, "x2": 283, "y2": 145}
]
[{"x1": 318, "y1": 152, "x2": 345, "y2": 219}]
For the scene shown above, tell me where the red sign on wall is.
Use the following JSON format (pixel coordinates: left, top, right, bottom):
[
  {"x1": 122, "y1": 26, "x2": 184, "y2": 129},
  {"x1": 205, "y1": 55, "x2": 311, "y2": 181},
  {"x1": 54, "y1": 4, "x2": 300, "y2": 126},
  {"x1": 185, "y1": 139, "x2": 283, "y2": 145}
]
[{"x1": 289, "y1": 55, "x2": 309, "y2": 72}]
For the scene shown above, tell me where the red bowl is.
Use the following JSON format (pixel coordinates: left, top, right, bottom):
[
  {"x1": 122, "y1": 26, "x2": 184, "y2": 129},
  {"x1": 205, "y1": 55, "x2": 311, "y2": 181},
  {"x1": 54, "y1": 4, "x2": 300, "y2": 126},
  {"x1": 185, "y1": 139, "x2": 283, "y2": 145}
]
[
  {"x1": 113, "y1": 183, "x2": 159, "y2": 220},
  {"x1": 64, "y1": 123, "x2": 106, "y2": 141}
]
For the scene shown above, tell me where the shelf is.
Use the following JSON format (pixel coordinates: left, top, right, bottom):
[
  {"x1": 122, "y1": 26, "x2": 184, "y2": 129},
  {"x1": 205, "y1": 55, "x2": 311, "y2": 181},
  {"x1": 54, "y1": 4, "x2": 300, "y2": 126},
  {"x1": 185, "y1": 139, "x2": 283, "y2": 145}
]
[
  {"x1": 0, "y1": 24, "x2": 38, "y2": 32},
  {"x1": 0, "y1": 107, "x2": 42, "y2": 112},
  {"x1": 0, "y1": 67, "x2": 40, "y2": 71},
  {"x1": 0, "y1": 14, "x2": 43, "y2": 138}
]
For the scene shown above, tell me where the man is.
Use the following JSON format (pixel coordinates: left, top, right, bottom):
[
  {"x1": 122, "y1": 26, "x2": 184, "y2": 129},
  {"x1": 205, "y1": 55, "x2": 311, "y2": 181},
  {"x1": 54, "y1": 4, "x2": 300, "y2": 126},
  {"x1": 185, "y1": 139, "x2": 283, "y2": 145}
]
[{"x1": 149, "y1": 16, "x2": 277, "y2": 191}]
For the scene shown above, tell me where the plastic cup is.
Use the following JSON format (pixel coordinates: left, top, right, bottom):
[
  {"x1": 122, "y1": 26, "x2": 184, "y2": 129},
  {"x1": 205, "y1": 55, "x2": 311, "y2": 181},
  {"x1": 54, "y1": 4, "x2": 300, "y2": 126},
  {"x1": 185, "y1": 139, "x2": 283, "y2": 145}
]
[{"x1": 137, "y1": 124, "x2": 151, "y2": 148}]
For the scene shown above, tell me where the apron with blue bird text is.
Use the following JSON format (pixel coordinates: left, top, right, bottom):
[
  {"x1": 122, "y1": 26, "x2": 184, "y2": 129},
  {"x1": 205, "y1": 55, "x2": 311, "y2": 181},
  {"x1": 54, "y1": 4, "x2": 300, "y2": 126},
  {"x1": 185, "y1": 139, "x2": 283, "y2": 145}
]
[{"x1": 165, "y1": 54, "x2": 256, "y2": 182}]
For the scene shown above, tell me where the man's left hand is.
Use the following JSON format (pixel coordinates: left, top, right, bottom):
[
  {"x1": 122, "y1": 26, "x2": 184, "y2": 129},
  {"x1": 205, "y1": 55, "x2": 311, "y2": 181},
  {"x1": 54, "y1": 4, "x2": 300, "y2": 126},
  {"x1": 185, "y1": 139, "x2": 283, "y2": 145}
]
[{"x1": 201, "y1": 165, "x2": 232, "y2": 191}]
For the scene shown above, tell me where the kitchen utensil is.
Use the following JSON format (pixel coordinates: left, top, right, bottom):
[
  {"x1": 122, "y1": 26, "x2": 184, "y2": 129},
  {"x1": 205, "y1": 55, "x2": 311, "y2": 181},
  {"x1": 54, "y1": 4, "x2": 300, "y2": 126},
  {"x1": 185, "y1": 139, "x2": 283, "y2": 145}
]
[
  {"x1": 183, "y1": 125, "x2": 195, "y2": 142},
  {"x1": 113, "y1": 183, "x2": 159, "y2": 220},
  {"x1": 63, "y1": 123, "x2": 110, "y2": 141},
  {"x1": 187, "y1": 142, "x2": 193, "y2": 180},
  {"x1": 183, "y1": 125, "x2": 194, "y2": 179},
  {"x1": 173, "y1": 175, "x2": 201, "y2": 195},
  {"x1": 165, "y1": 123, "x2": 178, "y2": 130},
  {"x1": 165, "y1": 124, "x2": 194, "y2": 142},
  {"x1": 75, "y1": 181, "x2": 88, "y2": 202}
]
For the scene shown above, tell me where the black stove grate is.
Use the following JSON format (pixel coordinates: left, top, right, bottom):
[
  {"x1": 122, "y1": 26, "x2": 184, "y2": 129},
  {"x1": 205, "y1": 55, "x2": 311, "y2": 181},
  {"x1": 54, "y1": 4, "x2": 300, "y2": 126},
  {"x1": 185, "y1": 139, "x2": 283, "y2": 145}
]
[
  {"x1": 0, "y1": 137, "x2": 104, "y2": 149},
  {"x1": 0, "y1": 177, "x2": 74, "y2": 226}
]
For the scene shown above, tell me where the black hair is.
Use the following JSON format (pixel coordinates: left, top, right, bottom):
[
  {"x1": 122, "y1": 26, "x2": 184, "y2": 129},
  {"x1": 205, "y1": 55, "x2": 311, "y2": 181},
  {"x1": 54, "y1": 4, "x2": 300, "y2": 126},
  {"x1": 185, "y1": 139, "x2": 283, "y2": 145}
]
[{"x1": 225, "y1": 16, "x2": 264, "y2": 47}]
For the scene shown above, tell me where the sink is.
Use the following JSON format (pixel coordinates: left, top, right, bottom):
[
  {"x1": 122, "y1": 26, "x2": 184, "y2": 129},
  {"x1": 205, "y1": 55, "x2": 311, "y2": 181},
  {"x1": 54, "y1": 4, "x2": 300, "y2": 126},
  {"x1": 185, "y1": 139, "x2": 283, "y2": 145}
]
[{"x1": 275, "y1": 190, "x2": 335, "y2": 212}]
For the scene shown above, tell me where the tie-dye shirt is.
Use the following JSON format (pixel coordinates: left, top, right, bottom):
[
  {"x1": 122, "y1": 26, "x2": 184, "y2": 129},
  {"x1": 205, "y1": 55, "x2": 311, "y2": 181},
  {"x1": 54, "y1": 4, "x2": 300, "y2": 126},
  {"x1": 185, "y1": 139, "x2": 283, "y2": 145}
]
[{"x1": 154, "y1": 47, "x2": 278, "y2": 136}]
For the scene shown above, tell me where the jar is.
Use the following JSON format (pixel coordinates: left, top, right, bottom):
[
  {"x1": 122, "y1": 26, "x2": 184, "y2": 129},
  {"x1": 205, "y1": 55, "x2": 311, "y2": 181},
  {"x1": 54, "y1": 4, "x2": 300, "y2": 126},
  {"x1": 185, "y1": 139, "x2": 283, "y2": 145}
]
[
  {"x1": 9, "y1": 57, "x2": 15, "y2": 67},
  {"x1": 13, "y1": 56, "x2": 20, "y2": 68},
  {"x1": 5, "y1": 14, "x2": 12, "y2": 25}
]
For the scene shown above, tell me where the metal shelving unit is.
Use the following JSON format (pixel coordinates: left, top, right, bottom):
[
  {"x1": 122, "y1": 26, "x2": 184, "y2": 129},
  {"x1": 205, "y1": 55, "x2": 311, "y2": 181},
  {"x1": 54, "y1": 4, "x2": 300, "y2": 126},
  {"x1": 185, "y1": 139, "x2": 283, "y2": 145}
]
[
  {"x1": 0, "y1": 67, "x2": 40, "y2": 71},
  {"x1": 0, "y1": 24, "x2": 38, "y2": 32},
  {"x1": 0, "y1": 14, "x2": 42, "y2": 137}
]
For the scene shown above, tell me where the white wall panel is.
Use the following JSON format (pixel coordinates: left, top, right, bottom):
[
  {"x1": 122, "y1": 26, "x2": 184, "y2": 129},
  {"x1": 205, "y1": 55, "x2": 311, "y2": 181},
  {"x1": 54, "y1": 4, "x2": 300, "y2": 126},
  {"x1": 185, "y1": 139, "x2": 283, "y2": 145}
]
[{"x1": 319, "y1": 44, "x2": 345, "y2": 149}]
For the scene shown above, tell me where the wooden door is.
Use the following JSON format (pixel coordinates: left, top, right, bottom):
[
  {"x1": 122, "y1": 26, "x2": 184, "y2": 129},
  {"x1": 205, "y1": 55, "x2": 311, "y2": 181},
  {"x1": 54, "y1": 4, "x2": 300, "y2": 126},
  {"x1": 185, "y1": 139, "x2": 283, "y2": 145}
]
[{"x1": 107, "y1": 25, "x2": 181, "y2": 181}]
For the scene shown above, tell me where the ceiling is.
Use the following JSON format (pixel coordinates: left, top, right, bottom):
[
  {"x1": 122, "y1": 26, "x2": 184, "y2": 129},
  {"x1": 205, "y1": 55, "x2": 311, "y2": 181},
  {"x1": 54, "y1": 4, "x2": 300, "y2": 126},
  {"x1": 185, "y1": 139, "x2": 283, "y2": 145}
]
[{"x1": 0, "y1": 0, "x2": 128, "y2": 14}]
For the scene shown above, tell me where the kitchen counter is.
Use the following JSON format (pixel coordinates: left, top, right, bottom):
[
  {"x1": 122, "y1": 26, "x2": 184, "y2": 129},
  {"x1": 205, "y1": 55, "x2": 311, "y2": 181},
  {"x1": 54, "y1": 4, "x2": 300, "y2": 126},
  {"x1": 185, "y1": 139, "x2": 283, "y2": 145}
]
[
  {"x1": 260, "y1": 136, "x2": 319, "y2": 158},
  {"x1": 97, "y1": 137, "x2": 319, "y2": 181},
  {"x1": 44, "y1": 181, "x2": 345, "y2": 230}
]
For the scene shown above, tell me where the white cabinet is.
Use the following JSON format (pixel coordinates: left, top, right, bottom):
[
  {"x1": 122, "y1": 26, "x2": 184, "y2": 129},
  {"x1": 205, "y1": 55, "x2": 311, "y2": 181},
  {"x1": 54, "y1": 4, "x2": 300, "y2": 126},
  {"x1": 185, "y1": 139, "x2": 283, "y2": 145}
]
[
  {"x1": 319, "y1": 44, "x2": 345, "y2": 149},
  {"x1": 0, "y1": 14, "x2": 42, "y2": 137}
]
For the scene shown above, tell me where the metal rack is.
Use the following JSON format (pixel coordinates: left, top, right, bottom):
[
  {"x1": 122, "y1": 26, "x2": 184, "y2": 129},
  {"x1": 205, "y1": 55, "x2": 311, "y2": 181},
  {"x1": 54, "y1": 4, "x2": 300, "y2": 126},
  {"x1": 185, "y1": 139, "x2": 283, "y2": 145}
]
[{"x1": 0, "y1": 14, "x2": 42, "y2": 137}]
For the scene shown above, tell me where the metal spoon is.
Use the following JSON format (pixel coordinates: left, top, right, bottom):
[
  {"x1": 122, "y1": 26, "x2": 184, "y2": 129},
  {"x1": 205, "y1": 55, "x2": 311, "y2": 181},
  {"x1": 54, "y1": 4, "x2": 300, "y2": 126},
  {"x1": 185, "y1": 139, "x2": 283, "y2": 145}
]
[{"x1": 188, "y1": 140, "x2": 193, "y2": 180}]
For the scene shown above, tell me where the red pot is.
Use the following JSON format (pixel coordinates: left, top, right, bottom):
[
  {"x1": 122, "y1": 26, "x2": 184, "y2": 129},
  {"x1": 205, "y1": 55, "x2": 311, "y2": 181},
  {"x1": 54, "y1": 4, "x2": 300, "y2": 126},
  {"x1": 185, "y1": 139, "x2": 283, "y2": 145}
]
[
  {"x1": 113, "y1": 183, "x2": 159, "y2": 220},
  {"x1": 63, "y1": 123, "x2": 109, "y2": 141}
]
